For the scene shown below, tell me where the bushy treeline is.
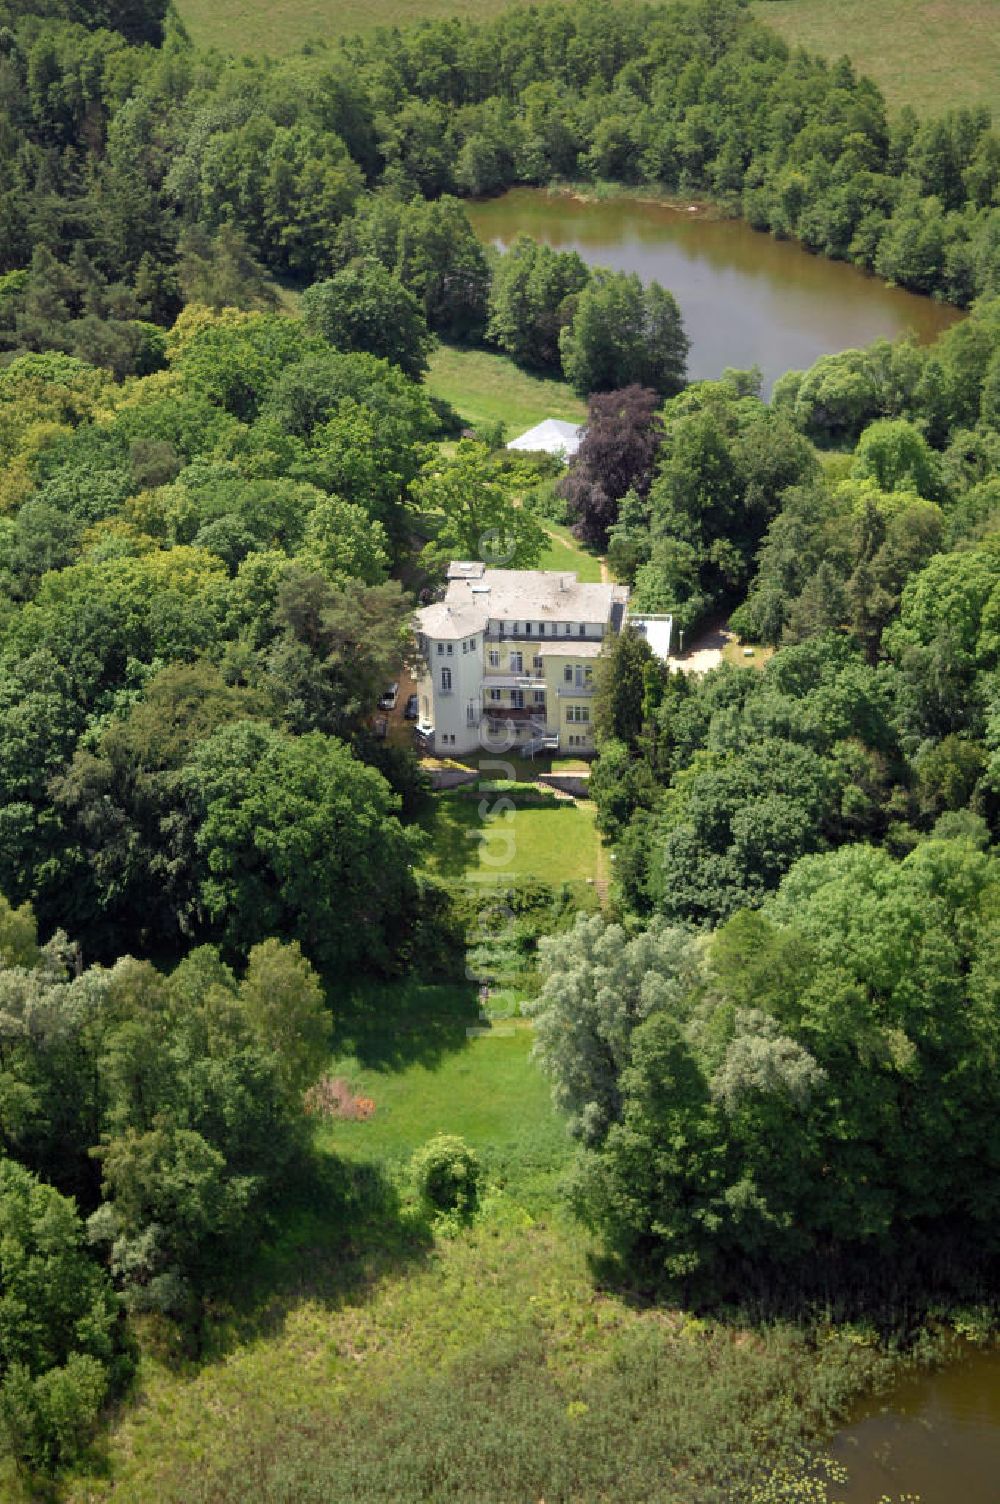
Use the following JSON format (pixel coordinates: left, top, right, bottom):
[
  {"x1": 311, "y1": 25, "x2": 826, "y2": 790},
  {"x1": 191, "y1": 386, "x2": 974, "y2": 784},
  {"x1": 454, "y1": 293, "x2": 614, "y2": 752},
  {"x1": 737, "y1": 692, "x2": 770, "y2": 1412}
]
[
  {"x1": 0, "y1": 890, "x2": 330, "y2": 1470},
  {"x1": 0, "y1": 0, "x2": 998, "y2": 380},
  {"x1": 532, "y1": 836, "x2": 1000, "y2": 1304}
]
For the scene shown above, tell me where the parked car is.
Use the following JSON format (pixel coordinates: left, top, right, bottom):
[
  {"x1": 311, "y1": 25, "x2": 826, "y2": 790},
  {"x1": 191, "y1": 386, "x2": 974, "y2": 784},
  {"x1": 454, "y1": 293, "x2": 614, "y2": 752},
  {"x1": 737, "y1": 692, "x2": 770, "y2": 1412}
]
[
  {"x1": 404, "y1": 693, "x2": 419, "y2": 720},
  {"x1": 378, "y1": 682, "x2": 399, "y2": 711}
]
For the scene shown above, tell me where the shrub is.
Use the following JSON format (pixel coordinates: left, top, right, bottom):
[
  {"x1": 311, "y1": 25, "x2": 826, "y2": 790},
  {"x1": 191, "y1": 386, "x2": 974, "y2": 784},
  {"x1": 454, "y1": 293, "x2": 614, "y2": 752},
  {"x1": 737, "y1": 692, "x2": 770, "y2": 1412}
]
[{"x1": 410, "y1": 1135, "x2": 481, "y2": 1218}]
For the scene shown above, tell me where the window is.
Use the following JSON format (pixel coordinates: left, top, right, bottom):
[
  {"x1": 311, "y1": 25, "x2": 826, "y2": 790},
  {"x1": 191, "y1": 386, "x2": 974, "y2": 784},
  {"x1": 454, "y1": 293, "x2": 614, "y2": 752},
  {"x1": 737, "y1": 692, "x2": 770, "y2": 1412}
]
[
  {"x1": 567, "y1": 705, "x2": 590, "y2": 723},
  {"x1": 467, "y1": 701, "x2": 477, "y2": 725},
  {"x1": 441, "y1": 668, "x2": 452, "y2": 691},
  {"x1": 533, "y1": 655, "x2": 542, "y2": 671},
  {"x1": 538, "y1": 622, "x2": 545, "y2": 635},
  {"x1": 489, "y1": 688, "x2": 502, "y2": 703},
  {"x1": 510, "y1": 652, "x2": 523, "y2": 673},
  {"x1": 436, "y1": 643, "x2": 444, "y2": 656},
  {"x1": 511, "y1": 690, "x2": 525, "y2": 709},
  {"x1": 525, "y1": 622, "x2": 532, "y2": 635},
  {"x1": 488, "y1": 649, "x2": 500, "y2": 669},
  {"x1": 578, "y1": 624, "x2": 585, "y2": 636},
  {"x1": 564, "y1": 665, "x2": 573, "y2": 683},
  {"x1": 564, "y1": 623, "x2": 572, "y2": 635},
  {"x1": 446, "y1": 642, "x2": 454, "y2": 655},
  {"x1": 468, "y1": 638, "x2": 476, "y2": 651},
  {"x1": 461, "y1": 640, "x2": 468, "y2": 654},
  {"x1": 533, "y1": 690, "x2": 545, "y2": 705}
]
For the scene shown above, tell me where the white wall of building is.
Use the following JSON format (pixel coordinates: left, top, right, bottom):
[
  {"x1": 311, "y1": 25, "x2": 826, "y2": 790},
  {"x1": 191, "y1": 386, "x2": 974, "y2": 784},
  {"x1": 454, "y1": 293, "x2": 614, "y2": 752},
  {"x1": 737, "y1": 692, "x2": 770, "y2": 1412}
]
[{"x1": 420, "y1": 630, "x2": 483, "y2": 754}]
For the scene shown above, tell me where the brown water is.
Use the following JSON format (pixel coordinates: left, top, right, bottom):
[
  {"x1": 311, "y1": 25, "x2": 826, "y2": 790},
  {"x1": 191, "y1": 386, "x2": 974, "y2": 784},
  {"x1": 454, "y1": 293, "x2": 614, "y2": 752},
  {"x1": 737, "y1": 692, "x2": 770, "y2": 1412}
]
[
  {"x1": 831, "y1": 1346, "x2": 1000, "y2": 1503},
  {"x1": 466, "y1": 189, "x2": 962, "y2": 395}
]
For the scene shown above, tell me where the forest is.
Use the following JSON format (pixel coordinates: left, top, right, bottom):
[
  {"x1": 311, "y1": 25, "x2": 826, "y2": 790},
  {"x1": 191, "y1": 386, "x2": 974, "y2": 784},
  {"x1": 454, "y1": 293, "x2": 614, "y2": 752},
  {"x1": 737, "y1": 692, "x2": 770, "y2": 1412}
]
[{"x1": 0, "y1": 0, "x2": 999, "y2": 1495}]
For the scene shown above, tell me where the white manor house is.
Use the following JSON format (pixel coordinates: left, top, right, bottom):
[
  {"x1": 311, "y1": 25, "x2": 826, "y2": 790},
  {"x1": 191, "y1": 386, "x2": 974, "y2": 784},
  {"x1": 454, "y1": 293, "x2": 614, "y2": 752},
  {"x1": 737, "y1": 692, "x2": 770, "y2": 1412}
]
[{"x1": 414, "y1": 562, "x2": 631, "y2": 757}]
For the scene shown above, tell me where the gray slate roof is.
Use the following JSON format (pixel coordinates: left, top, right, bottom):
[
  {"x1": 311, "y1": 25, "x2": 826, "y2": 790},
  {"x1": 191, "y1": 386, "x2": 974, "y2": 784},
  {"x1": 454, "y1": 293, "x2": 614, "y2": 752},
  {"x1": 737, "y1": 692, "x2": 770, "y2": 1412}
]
[{"x1": 415, "y1": 567, "x2": 628, "y2": 639}]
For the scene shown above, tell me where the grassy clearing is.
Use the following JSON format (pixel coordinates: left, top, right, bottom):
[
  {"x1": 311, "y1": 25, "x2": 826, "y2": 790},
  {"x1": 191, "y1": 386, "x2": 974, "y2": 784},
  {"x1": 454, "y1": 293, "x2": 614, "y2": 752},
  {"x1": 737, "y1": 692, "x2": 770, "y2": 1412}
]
[
  {"x1": 322, "y1": 1027, "x2": 569, "y2": 1194},
  {"x1": 722, "y1": 636, "x2": 774, "y2": 671},
  {"x1": 538, "y1": 520, "x2": 605, "y2": 582},
  {"x1": 754, "y1": 0, "x2": 1000, "y2": 117},
  {"x1": 425, "y1": 343, "x2": 586, "y2": 439},
  {"x1": 420, "y1": 796, "x2": 602, "y2": 886}
]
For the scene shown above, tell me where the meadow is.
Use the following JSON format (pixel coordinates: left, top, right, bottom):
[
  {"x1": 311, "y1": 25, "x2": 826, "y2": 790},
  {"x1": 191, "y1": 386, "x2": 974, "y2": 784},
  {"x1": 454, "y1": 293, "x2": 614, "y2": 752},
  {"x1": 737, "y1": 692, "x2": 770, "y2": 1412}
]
[
  {"x1": 426, "y1": 343, "x2": 586, "y2": 440},
  {"x1": 175, "y1": 0, "x2": 566, "y2": 57},
  {"x1": 754, "y1": 0, "x2": 1000, "y2": 117}
]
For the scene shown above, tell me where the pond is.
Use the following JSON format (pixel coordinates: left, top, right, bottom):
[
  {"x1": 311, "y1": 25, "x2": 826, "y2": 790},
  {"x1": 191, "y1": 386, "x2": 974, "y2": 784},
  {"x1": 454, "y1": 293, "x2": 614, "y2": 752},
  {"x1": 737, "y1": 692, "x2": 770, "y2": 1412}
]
[
  {"x1": 831, "y1": 1345, "x2": 1000, "y2": 1503},
  {"x1": 466, "y1": 188, "x2": 962, "y2": 396}
]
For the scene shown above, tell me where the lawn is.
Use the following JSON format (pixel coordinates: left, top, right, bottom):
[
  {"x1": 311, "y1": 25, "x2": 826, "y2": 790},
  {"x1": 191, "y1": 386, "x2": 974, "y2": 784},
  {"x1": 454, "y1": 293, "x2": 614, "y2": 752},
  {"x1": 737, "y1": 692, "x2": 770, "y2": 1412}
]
[
  {"x1": 754, "y1": 0, "x2": 1000, "y2": 117},
  {"x1": 722, "y1": 636, "x2": 774, "y2": 671},
  {"x1": 425, "y1": 343, "x2": 586, "y2": 440},
  {"x1": 422, "y1": 748, "x2": 590, "y2": 779},
  {"x1": 537, "y1": 520, "x2": 605, "y2": 583},
  {"x1": 420, "y1": 795, "x2": 603, "y2": 887},
  {"x1": 322, "y1": 1026, "x2": 569, "y2": 1188}
]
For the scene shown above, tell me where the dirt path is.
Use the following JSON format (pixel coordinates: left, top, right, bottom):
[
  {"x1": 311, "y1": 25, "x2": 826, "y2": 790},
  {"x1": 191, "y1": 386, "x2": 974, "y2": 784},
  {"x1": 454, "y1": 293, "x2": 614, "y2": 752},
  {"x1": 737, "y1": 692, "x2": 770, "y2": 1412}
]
[{"x1": 539, "y1": 522, "x2": 611, "y2": 584}]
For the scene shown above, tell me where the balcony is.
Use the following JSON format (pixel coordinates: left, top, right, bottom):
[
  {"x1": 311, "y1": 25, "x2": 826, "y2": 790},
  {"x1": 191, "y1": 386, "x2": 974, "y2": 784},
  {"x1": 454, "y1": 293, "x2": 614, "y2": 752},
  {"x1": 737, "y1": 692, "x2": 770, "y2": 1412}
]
[
  {"x1": 482, "y1": 672, "x2": 545, "y2": 689},
  {"x1": 483, "y1": 706, "x2": 548, "y2": 724},
  {"x1": 485, "y1": 626, "x2": 603, "y2": 643}
]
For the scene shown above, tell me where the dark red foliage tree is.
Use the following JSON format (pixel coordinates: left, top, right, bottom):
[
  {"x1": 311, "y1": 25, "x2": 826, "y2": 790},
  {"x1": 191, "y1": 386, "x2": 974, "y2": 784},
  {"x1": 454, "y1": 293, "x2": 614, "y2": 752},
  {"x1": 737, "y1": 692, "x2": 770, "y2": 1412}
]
[{"x1": 558, "y1": 385, "x2": 664, "y2": 549}]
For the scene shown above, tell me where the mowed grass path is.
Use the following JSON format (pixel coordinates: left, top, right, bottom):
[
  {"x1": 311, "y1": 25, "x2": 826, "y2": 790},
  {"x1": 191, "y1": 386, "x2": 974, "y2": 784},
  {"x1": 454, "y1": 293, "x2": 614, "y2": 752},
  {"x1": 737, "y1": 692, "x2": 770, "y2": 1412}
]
[{"x1": 754, "y1": 0, "x2": 1000, "y2": 117}]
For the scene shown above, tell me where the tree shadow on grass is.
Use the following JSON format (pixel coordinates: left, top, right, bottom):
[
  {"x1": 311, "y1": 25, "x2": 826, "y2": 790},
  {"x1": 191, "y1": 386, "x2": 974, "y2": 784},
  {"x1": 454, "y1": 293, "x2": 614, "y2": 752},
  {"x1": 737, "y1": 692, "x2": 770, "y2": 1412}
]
[
  {"x1": 418, "y1": 797, "x2": 480, "y2": 880},
  {"x1": 194, "y1": 1151, "x2": 435, "y2": 1368},
  {"x1": 333, "y1": 977, "x2": 480, "y2": 1072}
]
